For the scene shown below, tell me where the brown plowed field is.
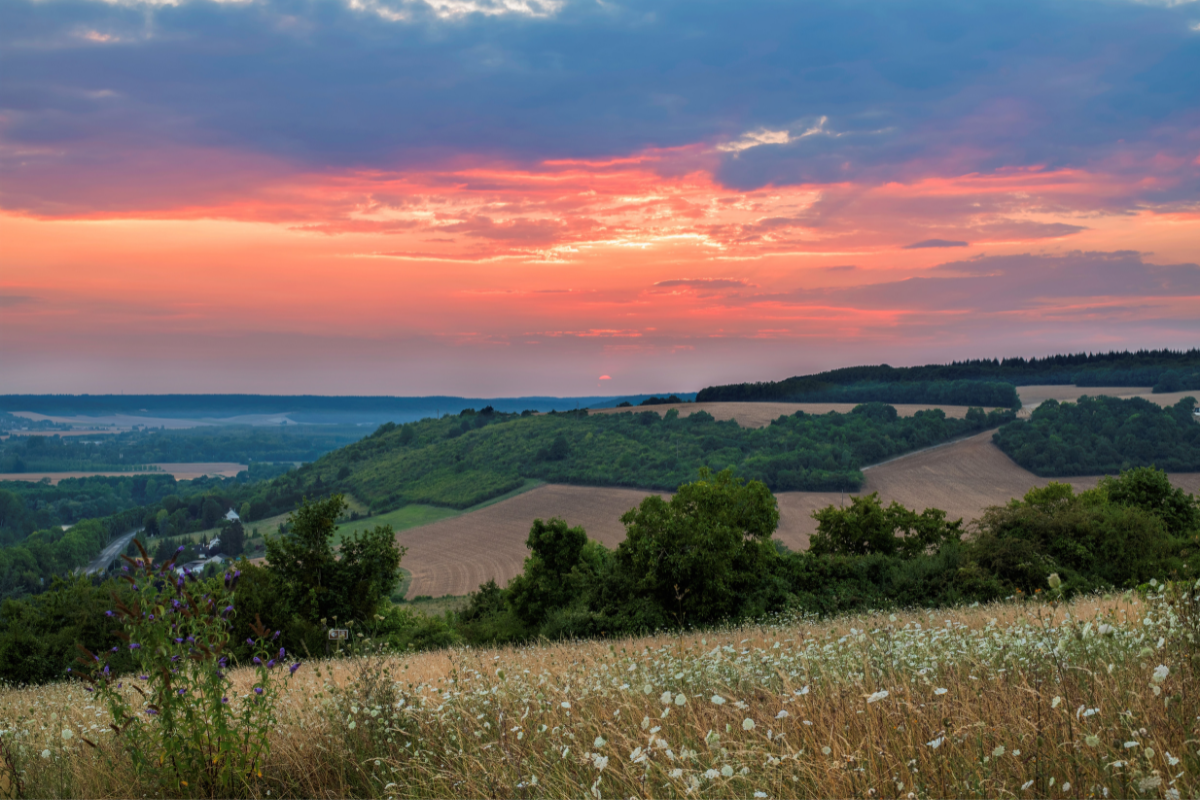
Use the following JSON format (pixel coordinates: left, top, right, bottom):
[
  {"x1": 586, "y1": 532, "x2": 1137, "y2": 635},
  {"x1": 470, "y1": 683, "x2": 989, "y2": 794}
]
[
  {"x1": 590, "y1": 401, "x2": 990, "y2": 428},
  {"x1": 398, "y1": 429, "x2": 1200, "y2": 599}
]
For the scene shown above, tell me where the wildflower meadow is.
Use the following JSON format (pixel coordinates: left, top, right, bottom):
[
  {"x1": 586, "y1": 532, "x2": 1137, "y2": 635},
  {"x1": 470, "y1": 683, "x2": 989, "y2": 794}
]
[{"x1": 0, "y1": 580, "x2": 1196, "y2": 798}]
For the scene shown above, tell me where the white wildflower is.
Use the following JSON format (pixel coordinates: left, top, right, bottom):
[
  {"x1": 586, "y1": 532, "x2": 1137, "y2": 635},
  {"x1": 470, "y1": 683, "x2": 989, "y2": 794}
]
[
  {"x1": 675, "y1": 693, "x2": 687, "y2": 706},
  {"x1": 743, "y1": 718, "x2": 756, "y2": 731},
  {"x1": 592, "y1": 754, "x2": 609, "y2": 771},
  {"x1": 775, "y1": 710, "x2": 788, "y2": 719},
  {"x1": 40, "y1": 749, "x2": 50, "y2": 759},
  {"x1": 992, "y1": 745, "x2": 1005, "y2": 757},
  {"x1": 711, "y1": 695, "x2": 726, "y2": 705},
  {"x1": 1152, "y1": 665, "x2": 1169, "y2": 684},
  {"x1": 927, "y1": 737, "x2": 944, "y2": 749},
  {"x1": 561, "y1": 701, "x2": 571, "y2": 709},
  {"x1": 1124, "y1": 741, "x2": 1139, "y2": 749},
  {"x1": 934, "y1": 688, "x2": 948, "y2": 696},
  {"x1": 660, "y1": 691, "x2": 673, "y2": 705},
  {"x1": 821, "y1": 746, "x2": 832, "y2": 755},
  {"x1": 704, "y1": 768, "x2": 720, "y2": 780},
  {"x1": 866, "y1": 690, "x2": 889, "y2": 704},
  {"x1": 61, "y1": 729, "x2": 73, "y2": 741},
  {"x1": 594, "y1": 736, "x2": 606, "y2": 748},
  {"x1": 1052, "y1": 696, "x2": 1062, "y2": 708},
  {"x1": 721, "y1": 765, "x2": 734, "y2": 777}
]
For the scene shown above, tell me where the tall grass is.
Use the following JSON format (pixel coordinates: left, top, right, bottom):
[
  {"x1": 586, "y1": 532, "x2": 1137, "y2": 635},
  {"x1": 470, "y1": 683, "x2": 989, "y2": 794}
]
[{"x1": 2, "y1": 586, "x2": 1196, "y2": 798}]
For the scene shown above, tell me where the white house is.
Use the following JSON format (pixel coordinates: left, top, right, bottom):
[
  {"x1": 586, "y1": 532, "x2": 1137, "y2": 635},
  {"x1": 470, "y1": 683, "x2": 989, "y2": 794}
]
[{"x1": 224, "y1": 508, "x2": 240, "y2": 522}]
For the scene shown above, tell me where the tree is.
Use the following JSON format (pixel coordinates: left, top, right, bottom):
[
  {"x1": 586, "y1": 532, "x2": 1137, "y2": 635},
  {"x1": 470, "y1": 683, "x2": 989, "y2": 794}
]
[
  {"x1": 809, "y1": 493, "x2": 963, "y2": 558},
  {"x1": 265, "y1": 495, "x2": 404, "y2": 626},
  {"x1": 1097, "y1": 466, "x2": 1198, "y2": 536},
  {"x1": 615, "y1": 468, "x2": 780, "y2": 626},
  {"x1": 507, "y1": 518, "x2": 588, "y2": 627},
  {"x1": 221, "y1": 521, "x2": 245, "y2": 557}
]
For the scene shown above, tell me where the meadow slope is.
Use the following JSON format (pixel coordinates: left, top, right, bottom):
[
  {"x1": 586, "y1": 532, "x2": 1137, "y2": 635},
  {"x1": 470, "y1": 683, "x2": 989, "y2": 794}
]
[{"x1": 7, "y1": 592, "x2": 1195, "y2": 799}]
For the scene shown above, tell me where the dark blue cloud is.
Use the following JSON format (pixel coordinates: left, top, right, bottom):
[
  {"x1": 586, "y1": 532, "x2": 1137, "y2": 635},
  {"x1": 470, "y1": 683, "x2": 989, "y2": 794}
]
[{"x1": 1, "y1": 0, "x2": 1198, "y2": 206}]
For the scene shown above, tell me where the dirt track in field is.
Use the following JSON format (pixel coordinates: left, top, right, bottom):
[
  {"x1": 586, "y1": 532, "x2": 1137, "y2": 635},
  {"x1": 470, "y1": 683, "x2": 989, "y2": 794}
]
[{"x1": 591, "y1": 401, "x2": 989, "y2": 428}]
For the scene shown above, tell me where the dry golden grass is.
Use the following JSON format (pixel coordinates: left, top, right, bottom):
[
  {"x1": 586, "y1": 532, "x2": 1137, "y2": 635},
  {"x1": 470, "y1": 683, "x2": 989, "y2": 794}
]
[{"x1": 6, "y1": 590, "x2": 1197, "y2": 799}]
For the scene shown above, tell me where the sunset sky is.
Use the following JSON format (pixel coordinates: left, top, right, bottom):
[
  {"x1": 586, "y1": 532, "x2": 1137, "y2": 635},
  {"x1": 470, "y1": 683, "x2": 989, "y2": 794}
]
[{"x1": 3, "y1": 0, "x2": 1199, "y2": 396}]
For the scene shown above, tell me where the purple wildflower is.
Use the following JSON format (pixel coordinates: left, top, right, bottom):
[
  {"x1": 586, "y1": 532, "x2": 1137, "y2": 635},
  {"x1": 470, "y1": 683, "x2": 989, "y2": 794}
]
[
  {"x1": 129, "y1": 643, "x2": 141, "y2": 651},
  {"x1": 266, "y1": 659, "x2": 276, "y2": 669},
  {"x1": 253, "y1": 657, "x2": 262, "y2": 665},
  {"x1": 246, "y1": 638, "x2": 254, "y2": 646},
  {"x1": 145, "y1": 709, "x2": 158, "y2": 716},
  {"x1": 105, "y1": 610, "x2": 114, "y2": 617},
  {"x1": 221, "y1": 697, "x2": 228, "y2": 704},
  {"x1": 254, "y1": 687, "x2": 263, "y2": 695},
  {"x1": 289, "y1": 662, "x2": 301, "y2": 675},
  {"x1": 177, "y1": 689, "x2": 186, "y2": 696},
  {"x1": 278, "y1": 647, "x2": 286, "y2": 659}
]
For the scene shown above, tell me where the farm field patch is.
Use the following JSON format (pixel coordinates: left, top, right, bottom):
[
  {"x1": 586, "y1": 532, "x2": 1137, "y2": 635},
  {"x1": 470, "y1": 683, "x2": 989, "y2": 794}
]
[
  {"x1": 0, "y1": 462, "x2": 246, "y2": 484},
  {"x1": 1015, "y1": 384, "x2": 1196, "y2": 411}
]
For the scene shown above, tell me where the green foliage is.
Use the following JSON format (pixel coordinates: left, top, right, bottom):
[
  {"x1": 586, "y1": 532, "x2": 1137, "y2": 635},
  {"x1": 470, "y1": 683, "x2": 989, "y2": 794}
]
[
  {"x1": 971, "y1": 481, "x2": 1181, "y2": 593},
  {"x1": 0, "y1": 576, "x2": 133, "y2": 684},
  {"x1": 615, "y1": 469, "x2": 780, "y2": 626},
  {"x1": 1096, "y1": 465, "x2": 1199, "y2": 535},
  {"x1": 264, "y1": 495, "x2": 404, "y2": 627},
  {"x1": 75, "y1": 545, "x2": 299, "y2": 797},
  {"x1": 993, "y1": 395, "x2": 1200, "y2": 476},
  {"x1": 809, "y1": 493, "x2": 963, "y2": 558},
  {"x1": 507, "y1": 518, "x2": 588, "y2": 627}
]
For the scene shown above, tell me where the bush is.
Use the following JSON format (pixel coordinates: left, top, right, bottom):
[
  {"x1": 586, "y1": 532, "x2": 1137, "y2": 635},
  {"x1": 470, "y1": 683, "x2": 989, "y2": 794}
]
[{"x1": 76, "y1": 543, "x2": 300, "y2": 797}]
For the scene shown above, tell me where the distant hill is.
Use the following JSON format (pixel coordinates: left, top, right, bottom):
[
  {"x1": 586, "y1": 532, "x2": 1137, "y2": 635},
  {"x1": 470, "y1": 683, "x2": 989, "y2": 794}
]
[
  {"x1": 0, "y1": 393, "x2": 696, "y2": 426},
  {"x1": 697, "y1": 349, "x2": 1200, "y2": 403}
]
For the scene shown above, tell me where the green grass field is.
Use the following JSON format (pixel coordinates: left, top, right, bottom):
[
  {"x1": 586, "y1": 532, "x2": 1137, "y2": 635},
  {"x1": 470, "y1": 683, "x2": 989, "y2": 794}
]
[{"x1": 330, "y1": 478, "x2": 544, "y2": 543}]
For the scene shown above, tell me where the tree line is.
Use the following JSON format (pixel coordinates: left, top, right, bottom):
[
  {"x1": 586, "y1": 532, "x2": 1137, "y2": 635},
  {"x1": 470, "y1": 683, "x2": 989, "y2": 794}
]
[
  {"x1": 993, "y1": 395, "x2": 1200, "y2": 476},
  {"x1": 697, "y1": 348, "x2": 1200, "y2": 402}
]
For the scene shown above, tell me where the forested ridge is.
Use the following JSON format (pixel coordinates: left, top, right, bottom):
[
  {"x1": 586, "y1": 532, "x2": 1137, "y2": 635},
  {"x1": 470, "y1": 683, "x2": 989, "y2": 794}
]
[
  {"x1": 312, "y1": 403, "x2": 1015, "y2": 511},
  {"x1": 698, "y1": 348, "x2": 1200, "y2": 402}
]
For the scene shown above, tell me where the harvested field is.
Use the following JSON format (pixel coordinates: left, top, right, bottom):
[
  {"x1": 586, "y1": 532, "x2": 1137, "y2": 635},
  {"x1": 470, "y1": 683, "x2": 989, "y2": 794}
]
[
  {"x1": 398, "y1": 484, "x2": 656, "y2": 599},
  {"x1": 1016, "y1": 384, "x2": 1196, "y2": 412},
  {"x1": 590, "y1": 400, "x2": 992, "y2": 428},
  {"x1": 0, "y1": 462, "x2": 246, "y2": 484},
  {"x1": 397, "y1": 431, "x2": 1200, "y2": 598}
]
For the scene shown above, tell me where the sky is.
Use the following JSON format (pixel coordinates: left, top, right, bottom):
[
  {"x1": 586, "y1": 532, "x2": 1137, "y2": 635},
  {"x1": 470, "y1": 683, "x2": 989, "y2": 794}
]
[{"x1": 2, "y1": 0, "x2": 1199, "y2": 397}]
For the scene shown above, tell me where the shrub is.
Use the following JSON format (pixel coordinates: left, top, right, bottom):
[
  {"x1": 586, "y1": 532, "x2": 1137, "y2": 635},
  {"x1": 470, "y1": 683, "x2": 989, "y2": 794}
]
[{"x1": 75, "y1": 542, "x2": 300, "y2": 797}]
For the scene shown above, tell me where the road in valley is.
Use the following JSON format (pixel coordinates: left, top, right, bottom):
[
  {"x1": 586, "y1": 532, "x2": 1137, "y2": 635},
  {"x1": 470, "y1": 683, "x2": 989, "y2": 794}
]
[{"x1": 83, "y1": 528, "x2": 142, "y2": 575}]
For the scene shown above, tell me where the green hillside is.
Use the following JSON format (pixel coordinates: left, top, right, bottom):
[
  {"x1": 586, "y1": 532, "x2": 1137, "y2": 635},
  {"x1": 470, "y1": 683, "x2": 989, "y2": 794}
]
[{"x1": 239, "y1": 403, "x2": 1015, "y2": 517}]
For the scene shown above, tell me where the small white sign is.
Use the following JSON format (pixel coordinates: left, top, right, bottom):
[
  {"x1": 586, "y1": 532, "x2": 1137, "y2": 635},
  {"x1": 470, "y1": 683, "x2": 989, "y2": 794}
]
[{"x1": 328, "y1": 628, "x2": 349, "y2": 640}]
